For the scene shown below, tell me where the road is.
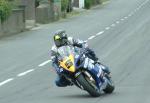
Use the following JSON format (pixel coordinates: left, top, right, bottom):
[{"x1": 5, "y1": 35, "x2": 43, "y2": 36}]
[{"x1": 0, "y1": 0, "x2": 150, "y2": 103}]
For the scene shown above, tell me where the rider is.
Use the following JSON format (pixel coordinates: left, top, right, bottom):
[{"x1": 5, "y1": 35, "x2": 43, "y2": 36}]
[{"x1": 51, "y1": 30, "x2": 109, "y2": 87}]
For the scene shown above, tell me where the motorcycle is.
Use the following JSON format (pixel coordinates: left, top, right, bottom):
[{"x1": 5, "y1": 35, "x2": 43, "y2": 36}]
[{"x1": 57, "y1": 45, "x2": 115, "y2": 97}]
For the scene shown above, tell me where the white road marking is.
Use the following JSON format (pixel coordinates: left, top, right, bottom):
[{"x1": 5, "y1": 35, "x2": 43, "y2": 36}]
[
  {"x1": 128, "y1": 14, "x2": 132, "y2": 17},
  {"x1": 38, "y1": 60, "x2": 52, "y2": 67},
  {"x1": 140, "y1": 5, "x2": 142, "y2": 8},
  {"x1": 144, "y1": 0, "x2": 148, "y2": 4},
  {"x1": 134, "y1": 9, "x2": 137, "y2": 12},
  {"x1": 0, "y1": 78, "x2": 14, "y2": 87},
  {"x1": 130, "y1": 14, "x2": 133, "y2": 16},
  {"x1": 111, "y1": 24, "x2": 116, "y2": 27},
  {"x1": 131, "y1": 12, "x2": 134, "y2": 15},
  {"x1": 105, "y1": 27, "x2": 110, "y2": 30},
  {"x1": 121, "y1": 18, "x2": 124, "y2": 21},
  {"x1": 141, "y1": 3, "x2": 145, "y2": 6},
  {"x1": 143, "y1": 2, "x2": 146, "y2": 4},
  {"x1": 96, "y1": 31, "x2": 104, "y2": 36},
  {"x1": 116, "y1": 21, "x2": 120, "y2": 24},
  {"x1": 88, "y1": 36, "x2": 95, "y2": 40},
  {"x1": 124, "y1": 16, "x2": 128, "y2": 19},
  {"x1": 17, "y1": 69, "x2": 34, "y2": 77}
]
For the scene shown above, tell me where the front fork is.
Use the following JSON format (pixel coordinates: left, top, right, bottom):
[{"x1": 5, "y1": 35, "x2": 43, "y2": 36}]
[{"x1": 75, "y1": 70, "x2": 100, "y2": 90}]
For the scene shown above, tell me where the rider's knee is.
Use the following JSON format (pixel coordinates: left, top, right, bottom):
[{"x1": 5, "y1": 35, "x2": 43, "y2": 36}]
[
  {"x1": 101, "y1": 65, "x2": 110, "y2": 74},
  {"x1": 55, "y1": 80, "x2": 67, "y2": 87}
]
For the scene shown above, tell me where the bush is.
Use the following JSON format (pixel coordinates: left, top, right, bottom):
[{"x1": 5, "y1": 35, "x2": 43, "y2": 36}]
[
  {"x1": 35, "y1": 0, "x2": 41, "y2": 7},
  {"x1": 84, "y1": 0, "x2": 92, "y2": 9},
  {"x1": 61, "y1": 0, "x2": 69, "y2": 12},
  {"x1": 0, "y1": 0, "x2": 12, "y2": 23}
]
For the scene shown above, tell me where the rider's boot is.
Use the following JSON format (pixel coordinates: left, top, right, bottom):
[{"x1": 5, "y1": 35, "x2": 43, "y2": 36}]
[{"x1": 55, "y1": 75, "x2": 73, "y2": 87}]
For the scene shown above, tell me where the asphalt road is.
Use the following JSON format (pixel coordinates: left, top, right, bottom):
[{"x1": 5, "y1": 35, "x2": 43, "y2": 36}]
[{"x1": 0, "y1": 0, "x2": 150, "y2": 103}]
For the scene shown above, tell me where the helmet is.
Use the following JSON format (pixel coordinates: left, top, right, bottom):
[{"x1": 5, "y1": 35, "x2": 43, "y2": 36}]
[{"x1": 53, "y1": 30, "x2": 68, "y2": 47}]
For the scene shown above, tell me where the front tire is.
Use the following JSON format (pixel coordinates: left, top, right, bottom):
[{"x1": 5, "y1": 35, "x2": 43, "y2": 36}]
[
  {"x1": 76, "y1": 73, "x2": 101, "y2": 97},
  {"x1": 103, "y1": 76, "x2": 115, "y2": 93}
]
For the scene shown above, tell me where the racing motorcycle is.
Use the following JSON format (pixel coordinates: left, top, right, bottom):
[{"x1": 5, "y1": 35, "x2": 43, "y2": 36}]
[{"x1": 57, "y1": 45, "x2": 115, "y2": 97}]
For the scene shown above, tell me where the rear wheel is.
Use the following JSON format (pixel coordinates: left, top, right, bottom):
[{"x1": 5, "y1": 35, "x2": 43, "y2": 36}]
[{"x1": 76, "y1": 73, "x2": 101, "y2": 97}]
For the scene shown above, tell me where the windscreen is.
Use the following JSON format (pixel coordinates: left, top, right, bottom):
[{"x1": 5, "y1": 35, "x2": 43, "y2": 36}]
[{"x1": 57, "y1": 46, "x2": 75, "y2": 58}]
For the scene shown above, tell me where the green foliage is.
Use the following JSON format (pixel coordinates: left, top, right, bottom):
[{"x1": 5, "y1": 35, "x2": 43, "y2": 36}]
[
  {"x1": 0, "y1": 0, "x2": 12, "y2": 23},
  {"x1": 84, "y1": 0, "x2": 92, "y2": 9},
  {"x1": 61, "y1": 0, "x2": 69, "y2": 11}
]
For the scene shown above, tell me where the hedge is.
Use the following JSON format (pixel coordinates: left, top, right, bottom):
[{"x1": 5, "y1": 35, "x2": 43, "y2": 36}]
[
  {"x1": 61, "y1": 0, "x2": 69, "y2": 11},
  {"x1": 0, "y1": 0, "x2": 12, "y2": 23},
  {"x1": 84, "y1": 0, "x2": 92, "y2": 9}
]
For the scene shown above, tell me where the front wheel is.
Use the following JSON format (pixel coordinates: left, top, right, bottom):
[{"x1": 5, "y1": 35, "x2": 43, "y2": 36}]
[
  {"x1": 76, "y1": 73, "x2": 101, "y2": 97},
  {"x1": 103, "y1": 76, "x2": 115, "y2": 93}
]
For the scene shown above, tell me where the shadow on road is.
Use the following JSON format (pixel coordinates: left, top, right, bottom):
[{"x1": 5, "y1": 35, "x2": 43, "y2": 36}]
[
  {"x1": 57, "y1": 93, "x2": 92, "y2": 99},
  {"x1": 56, "y1": 92, "x2": 118, "y2": 99}
]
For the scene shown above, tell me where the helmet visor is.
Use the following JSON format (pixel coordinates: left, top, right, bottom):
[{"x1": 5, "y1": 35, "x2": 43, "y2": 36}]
[
  {"x1": 55, "y1": 39, "x2": 62, "y2": 47},
  {"x1": 55, "y1": 38, "x2": 68, "y2": 47}
]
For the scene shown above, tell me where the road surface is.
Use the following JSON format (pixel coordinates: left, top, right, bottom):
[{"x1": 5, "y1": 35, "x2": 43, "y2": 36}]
[{"x1": 0, "y1": 0, "x2": 150, "y2": 103}]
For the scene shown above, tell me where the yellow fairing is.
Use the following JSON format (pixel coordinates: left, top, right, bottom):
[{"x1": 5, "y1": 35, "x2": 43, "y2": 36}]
[{"x1": 59, "y1": 54, "x2": 75, "y2": 72}]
